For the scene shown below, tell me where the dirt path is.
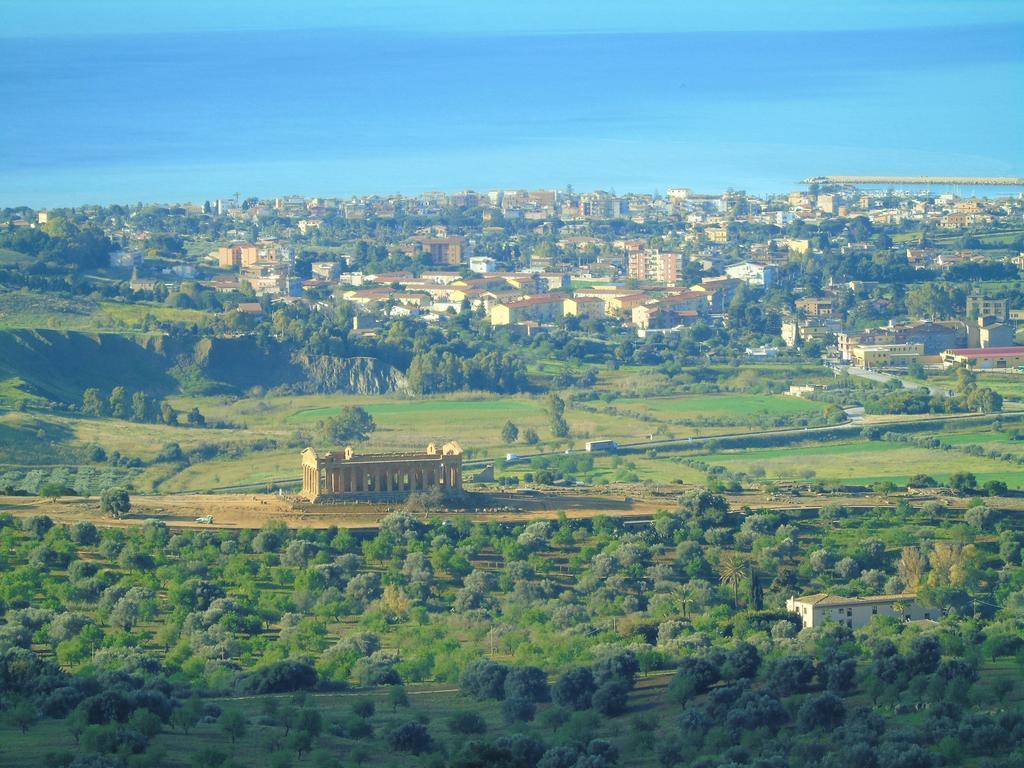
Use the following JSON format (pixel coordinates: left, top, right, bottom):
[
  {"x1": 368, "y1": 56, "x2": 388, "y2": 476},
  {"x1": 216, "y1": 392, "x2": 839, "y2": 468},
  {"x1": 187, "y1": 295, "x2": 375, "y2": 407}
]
[{"x1": 0, "y1": 485, "x2": 981, "y2": 531}]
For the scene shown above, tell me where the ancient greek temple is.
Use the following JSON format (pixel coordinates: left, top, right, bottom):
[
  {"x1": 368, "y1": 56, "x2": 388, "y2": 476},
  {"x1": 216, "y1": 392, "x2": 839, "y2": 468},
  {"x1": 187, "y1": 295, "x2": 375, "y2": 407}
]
[{"x1": 300, "y1": 442, "x2": 463, "y2": 502}]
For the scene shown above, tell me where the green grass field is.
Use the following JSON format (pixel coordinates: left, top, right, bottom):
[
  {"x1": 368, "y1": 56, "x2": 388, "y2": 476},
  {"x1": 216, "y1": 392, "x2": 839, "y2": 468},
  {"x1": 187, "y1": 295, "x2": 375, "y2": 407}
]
[
  {"x1": 97, "y1": 300, "x2": 213, "y2": 328},
  {"x1": 616, "y1": 393, "x2": 824, "y2": 420},
  {"x1": 4, "y1": 388, "x2": 1009, "y2": 494},
  {"x1": 694, "y1": 438, "x2": 1024, "y2": 487},
  {"x1": 0, "y1": 291, "x2": 211, "y2": 332},
  {"x1": 0, "y1": 377, "x2": 46, "y2": 404},
  {"x1": 923, "y1": 372, "x2": 1024, "y2": 401},
  {"x1": 0, "y1": 291, "x2": 101, "y2": 331},
  {"x1": 178, "y1": 390, "x2": 711, "y2": 450}
]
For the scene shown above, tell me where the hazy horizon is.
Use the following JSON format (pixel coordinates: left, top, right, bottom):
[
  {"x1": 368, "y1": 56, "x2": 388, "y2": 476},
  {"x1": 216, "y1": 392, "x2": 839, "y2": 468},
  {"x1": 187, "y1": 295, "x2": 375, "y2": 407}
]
[{"x1": 1, "y1": 1, "x2": 1021, "y2": 207}]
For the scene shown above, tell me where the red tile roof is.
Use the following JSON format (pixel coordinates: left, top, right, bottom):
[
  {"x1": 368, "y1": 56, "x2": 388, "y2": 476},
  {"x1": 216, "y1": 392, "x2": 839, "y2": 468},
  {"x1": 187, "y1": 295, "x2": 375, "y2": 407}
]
[
  {"x1": 504, "y1": 293, "x2": 567, "y2": 309},
  {"x1": 945, "y1": 346, "x2": 1024, "y2": 357}
]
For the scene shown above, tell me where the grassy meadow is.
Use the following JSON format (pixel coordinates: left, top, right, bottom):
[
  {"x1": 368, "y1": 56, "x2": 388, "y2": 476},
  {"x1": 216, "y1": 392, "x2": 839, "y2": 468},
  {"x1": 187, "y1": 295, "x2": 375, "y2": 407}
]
[
  {"x1": 1, "y1": 383, "x2": 1017, "y2": 494},
  {"x1": 690, "y1": 438, "x2": 1024, "y2": 488},
  {"x1": 0, "y1": 290, "x2": 212, "y2": 334}
]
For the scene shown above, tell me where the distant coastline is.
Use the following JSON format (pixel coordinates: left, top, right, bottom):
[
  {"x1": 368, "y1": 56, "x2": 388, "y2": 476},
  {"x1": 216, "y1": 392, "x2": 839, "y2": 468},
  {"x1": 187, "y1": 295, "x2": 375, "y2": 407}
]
[{"x1": 1, "y1": 24, "x2": 1020, "y2": 208}]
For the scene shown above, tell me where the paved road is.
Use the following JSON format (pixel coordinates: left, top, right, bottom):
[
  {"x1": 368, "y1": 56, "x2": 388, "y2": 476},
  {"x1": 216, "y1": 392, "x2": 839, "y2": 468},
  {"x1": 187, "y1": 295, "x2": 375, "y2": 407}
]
[{"x1": 840, "y1": 365, "x2": 952, "y2": 398}]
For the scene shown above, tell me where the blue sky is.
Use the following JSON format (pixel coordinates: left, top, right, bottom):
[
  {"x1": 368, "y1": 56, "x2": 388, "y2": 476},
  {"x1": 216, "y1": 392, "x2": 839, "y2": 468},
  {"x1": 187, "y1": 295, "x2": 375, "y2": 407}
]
[{"x1": 3, "y1": 0, "x2": 1023, "y2": 37}]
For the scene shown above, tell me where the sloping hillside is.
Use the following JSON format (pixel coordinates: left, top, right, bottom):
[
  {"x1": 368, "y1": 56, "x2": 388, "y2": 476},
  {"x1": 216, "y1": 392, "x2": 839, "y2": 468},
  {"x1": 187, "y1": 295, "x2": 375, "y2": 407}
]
[
  {"x1": 0, "y1": 329, "x2": 176, "y2": 402},
  {"x1": 0, "y1": 329, "x2": 409, "y2": 403}
]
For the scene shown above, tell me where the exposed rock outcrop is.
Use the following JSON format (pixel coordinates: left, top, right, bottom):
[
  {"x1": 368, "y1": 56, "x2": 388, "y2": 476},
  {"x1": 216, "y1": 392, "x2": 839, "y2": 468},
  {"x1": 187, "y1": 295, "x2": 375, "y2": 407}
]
[{"x1": 295, "y1": 354, "x2": 408, "y2": 395}]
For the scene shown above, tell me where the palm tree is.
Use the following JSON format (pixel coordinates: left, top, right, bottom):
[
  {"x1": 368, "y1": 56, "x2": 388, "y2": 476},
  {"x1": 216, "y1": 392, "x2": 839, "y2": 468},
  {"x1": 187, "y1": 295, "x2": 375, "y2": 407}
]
[
  {"x1": 717, "y1": 555, "x2": 747, "y2": 608},
  {"x1": 672, "y1": 583, "x2": 696, "y2": 619}
]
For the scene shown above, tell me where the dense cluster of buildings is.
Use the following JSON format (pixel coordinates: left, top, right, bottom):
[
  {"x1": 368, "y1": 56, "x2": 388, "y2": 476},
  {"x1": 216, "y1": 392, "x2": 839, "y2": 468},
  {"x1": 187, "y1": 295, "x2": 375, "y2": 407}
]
[
  {"x1": 819, "y1": 291, "x2": 1023, "y2": 372},
  {"x1": 15, "y1": 183, "x2": 1022, "y2": 368}
]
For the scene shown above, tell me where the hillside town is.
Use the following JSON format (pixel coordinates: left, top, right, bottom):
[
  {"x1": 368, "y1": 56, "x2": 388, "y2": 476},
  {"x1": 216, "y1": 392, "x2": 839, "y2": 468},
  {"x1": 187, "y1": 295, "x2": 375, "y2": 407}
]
[{"x1": 6, "y1": 184, "x2": 1024, "y2": 375}]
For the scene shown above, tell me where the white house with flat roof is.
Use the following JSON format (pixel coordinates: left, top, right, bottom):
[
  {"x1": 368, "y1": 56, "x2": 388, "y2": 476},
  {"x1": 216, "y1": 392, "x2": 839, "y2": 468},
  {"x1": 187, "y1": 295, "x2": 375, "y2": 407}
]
[
  {"x1": 725, "y1": 261, "x2": 778, "y2": 288},
  {"x1": 469, "y1": 256, "x2": 498, "y2": 273},
  {"x1": 787, "y1": 593, "x2": 931, "y2": 629}
]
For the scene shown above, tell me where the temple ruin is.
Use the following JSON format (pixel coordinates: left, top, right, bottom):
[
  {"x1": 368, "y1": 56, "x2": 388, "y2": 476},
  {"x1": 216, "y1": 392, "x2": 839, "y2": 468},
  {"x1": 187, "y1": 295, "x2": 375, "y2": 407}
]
[{"x1": 300, "y1": 441, "x2": 463, "y2": 502}]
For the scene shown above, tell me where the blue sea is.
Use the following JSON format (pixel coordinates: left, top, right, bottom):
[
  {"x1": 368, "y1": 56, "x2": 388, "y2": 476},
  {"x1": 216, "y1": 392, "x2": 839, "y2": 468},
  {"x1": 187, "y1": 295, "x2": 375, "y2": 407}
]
[{"x1": 0, "y1": 23, "x2": 1021, "y2": 207}]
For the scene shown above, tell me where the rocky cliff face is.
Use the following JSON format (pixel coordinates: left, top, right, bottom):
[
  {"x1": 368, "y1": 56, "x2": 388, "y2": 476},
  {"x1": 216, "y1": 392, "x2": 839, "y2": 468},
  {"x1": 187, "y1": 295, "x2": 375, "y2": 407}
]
[
  {"x1": 0, "y1": 330, "x2": 408, "y2": 401},
  {"x1": 295, "y1": 354, "x2": 409, "y2": 395},
  {"x1": 185, "y1": 339, "x2": 407, "y2": 395}
]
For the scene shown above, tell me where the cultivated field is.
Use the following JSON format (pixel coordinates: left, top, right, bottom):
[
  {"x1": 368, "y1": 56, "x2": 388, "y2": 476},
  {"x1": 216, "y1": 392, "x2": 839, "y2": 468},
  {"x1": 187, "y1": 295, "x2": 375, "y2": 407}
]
[{"x1": 691, "y1": 438, "x2": 1024, "y2": 487}]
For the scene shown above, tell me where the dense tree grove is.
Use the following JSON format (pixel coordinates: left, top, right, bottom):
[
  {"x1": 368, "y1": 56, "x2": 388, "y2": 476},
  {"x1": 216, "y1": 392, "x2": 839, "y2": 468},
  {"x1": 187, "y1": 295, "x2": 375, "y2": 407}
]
[
  {"x1": 0, "y1": 217, "x2": 114, "y2": 270},
  {"x1": 0, "y1": 489, "x2": 1020, "y2": 765}
]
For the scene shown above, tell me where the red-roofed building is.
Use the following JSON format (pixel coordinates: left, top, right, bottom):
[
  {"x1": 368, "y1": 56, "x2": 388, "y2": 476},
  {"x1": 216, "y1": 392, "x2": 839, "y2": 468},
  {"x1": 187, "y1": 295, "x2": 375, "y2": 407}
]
[
  {"x1": 941, "y1": 346, "x2": 1024, "y2": 369},
  {"x1": 489, "y1": 293, "x2": 567, "y2": 325}
]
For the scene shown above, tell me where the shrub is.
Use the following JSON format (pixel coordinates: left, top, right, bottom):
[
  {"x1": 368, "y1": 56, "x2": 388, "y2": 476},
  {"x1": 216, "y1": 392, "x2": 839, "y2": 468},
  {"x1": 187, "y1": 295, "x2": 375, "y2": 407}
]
[
  {"x1": 387, "y1": 721, "x2": 433, "y2": 754},
  {"x1": 460, "y1": 658, "x2": 509, "y2": 700},
  {"x1": 668, "y1": 657, "x2": 720, "y2": 703},
  {"x1": 235, "y1": 660, "x2": 318, "y2": 695},
  {"x1": 502, "y1": 696, "x2": 536, "y2": 723},
  {"x1": 797, "y1": 693, "x2": 846, "y2": 730},
  {"x1": 552, "y1": 667, "x2": 596, "y2": 710},
  {"x1": 504, "y1": 666, "x2": 550, "y2": 703},
  {"x1": 100, "y1": 487, "x2": 131, "y2": 519},
  {"x1": 592, "y1": 680, "x2": 630, "y2": 716},
  {"x1": 447, "y1": 710, "x2": 487, "y2": 735}
]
